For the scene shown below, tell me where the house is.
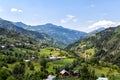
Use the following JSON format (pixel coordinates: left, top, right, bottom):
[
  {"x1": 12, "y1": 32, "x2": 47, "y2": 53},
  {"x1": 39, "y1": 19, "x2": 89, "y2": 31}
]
[
  {"x1": 56, "y1": 48, "x2": 60, "y2": 51},
  {"x1": 60, "y1": 69, "x2": 69, "y2": 78},
  {"x1": 46, "y1": 75, "x2": 56, "y2": 80},
  {"x1": 96, "y1": 77, "x2": 108, "y2": 80},
  {"x1": 31, "y1": 56, "x2": 35, "y2": 60},
  {"x1": 10, "y1": 44, "x2": 15, "y2": 47},
  {"x1": 49, "y1": 55, "x2": 60, "y2": 60},
  {"x1": 25, "y1": 59, "x2": 30, "y2": 62},
  {"x1": 49, "y1": 55, "x2": 57, "y2": 60},
  {"x1": 1, "y1": 45, "x2": 5, "y2": 49},
  {"x1": 72, "y1": 70, "x2": 79, "y2": 77}
]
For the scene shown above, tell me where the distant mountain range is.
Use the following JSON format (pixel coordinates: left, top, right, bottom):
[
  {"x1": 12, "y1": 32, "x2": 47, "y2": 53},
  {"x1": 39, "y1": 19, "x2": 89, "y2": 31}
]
[
  {"x1": 0, "y1": 18, "x2": 107, "y2": 49},
  {"x1": 0, "y1": 19, "x2": 65, "y2": 48},
  {"x1": 66, "y1": 26, "x2": 120, "y2": 66},
  {"x1": 14, "y1": 22, "x2": 87, "y2": 45}
]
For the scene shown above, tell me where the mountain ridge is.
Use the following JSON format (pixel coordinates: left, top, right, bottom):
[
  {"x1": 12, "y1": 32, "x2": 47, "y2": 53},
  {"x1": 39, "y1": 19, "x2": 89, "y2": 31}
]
[
  {"x1": 0, "y1": 19, "x2": 65, "y2": 48},
  {"x1": 66, "y1": 25, "x2": 120, "y2": 66},
  {"x1": 14, "y1": 22, "x2": 87, "y2": 44}
]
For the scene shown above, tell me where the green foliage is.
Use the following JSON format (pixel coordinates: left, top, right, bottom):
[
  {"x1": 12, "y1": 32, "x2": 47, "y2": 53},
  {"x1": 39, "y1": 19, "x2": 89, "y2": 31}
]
[
  {"x1": 40, "y1": 58, "x2": 49, "y2": 69},
  {"x1": 0, "y1": 68, "x2": 11, "y2": 80},
  {"x1": 66, "y1": 26, "x2": 120, "y2": 66},
  {"x1": 12, "y1": 62, "x2": 25, "y2": 75},
  {"x1": 7, "y1": 76, "x2": 16, "y2": 80},
  {"x1": 28, "y1": 62, "x2": 34, "y2": 70},
  {"x1": 78, "y1": 64, "x2": 97, "y2": 80}
]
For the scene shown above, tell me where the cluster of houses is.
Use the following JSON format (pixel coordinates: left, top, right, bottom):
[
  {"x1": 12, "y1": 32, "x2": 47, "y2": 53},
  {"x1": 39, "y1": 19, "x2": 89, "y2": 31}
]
[
  {"x1": 44, "y1": 69, "x2": 77, "y2": 80},
  {"x1": 25, "y1": 56, "x2": 36, "y2": 62},
  {"x1": 1, "y1": 44, "x2": 15, "y2": 49},
  {"x1": 44, "y1": 69, "x2": 108, "y2": 80}
]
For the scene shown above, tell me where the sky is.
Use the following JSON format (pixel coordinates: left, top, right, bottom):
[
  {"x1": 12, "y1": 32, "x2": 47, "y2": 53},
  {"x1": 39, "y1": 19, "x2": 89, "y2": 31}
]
[{"x1": 0, "y1": 0, "x2": 120, "y2": 32}]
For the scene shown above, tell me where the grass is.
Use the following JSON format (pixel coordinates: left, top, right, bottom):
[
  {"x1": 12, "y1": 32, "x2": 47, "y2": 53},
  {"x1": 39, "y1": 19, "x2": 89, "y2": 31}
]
[
  {"x1": 52, "y1": 58, "x2": 74, "y2": 66},
  {"x1": 115, "y1": 74, "x2": 120, "y2": 80},
  {"x1": 40, "y1": 49, "x2": 51, "y2": 55},
  {"x1": 6, "y1": 47, "x2": 120, "y2": 80}
]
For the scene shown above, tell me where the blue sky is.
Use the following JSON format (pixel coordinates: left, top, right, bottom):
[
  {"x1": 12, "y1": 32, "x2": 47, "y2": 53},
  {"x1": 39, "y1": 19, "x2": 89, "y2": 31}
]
[{"x1": 0, "y1": 0, "x2": 120, "y2": 32}]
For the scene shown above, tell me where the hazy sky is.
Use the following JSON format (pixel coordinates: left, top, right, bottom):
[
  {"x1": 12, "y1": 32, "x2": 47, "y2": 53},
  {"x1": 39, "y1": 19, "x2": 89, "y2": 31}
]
[{"x1": 0, "y1": 0, "x2": 120, "y2": 32}]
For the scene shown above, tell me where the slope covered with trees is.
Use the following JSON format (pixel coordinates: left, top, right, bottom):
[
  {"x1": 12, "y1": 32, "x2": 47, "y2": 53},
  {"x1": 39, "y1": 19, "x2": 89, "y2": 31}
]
[
  {"x1": 0, "y1": 19, "x2": 65, "y2": 48},
  {"x1": 66, "y1": 26, "x2": 120, "y2": 66},
  {"x1": 0, "y1": 23, "x2": 120, "y2": 80}
]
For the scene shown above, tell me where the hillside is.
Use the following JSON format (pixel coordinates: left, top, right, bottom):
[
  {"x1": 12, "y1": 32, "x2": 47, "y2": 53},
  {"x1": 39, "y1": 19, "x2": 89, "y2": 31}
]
[
  {"x1": 0, "y1": 27, "x2": 43, "y2": 50},
  {"x1": 66, "y1": 26, "x2": 120, "y2": 66},
  {"x1": 0, "y1": 19, "x2": 65, "y2": 48},
  {"x1": 0, "y1": 27, "x2": 75, "y2": 80},
  {"x1": 14, "y1": 22, "x2": 87, "y2": 44},
  {"x1": 0, "y1": 20, "x2": 120, "y2": 80}
]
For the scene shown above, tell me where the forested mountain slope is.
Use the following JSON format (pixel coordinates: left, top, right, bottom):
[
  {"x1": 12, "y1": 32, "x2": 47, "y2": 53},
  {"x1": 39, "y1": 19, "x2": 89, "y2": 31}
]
[
  {"x1": 66, "y1": 26, "x2": 120, "y2": 66},
  {"x1": 0, "y1": 19, "x2": 65, "y2": 48}
]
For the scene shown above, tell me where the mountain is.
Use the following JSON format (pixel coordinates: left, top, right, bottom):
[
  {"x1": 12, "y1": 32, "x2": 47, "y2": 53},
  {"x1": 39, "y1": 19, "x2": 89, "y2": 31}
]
[
  {"x1": 0, "y1": 27, "x2": 39, "y2": 47},
  {"x1": 66, "y1": 26, "x2": 120, "y2": 66},
  {"x1": 89, "y1": 27, "x2": 105, "y2": 34},
  {"x1": 14, "y1": 22, "x2": 87, "y2": 45},
  {"x1": 13, "y1": 22, "x2": 29, "y2": 29},
  {"x1": 0, "y1": 19, "x2": 65, "y2": 48},
  {"x1": 0, "y1": 18, "x2": 3, "y2": 20}
]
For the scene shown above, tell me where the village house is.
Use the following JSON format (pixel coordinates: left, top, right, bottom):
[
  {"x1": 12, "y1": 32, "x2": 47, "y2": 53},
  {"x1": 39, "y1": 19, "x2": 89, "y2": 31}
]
[
  {"x1": 49, "y1": 55, "x2": 60, "y2": 61},
  {"x1": 1, "y1": 45, "x2": 5, "y2": 49},
  {"x1": 31, "y1": 56, "x2": 35, "y2": 60},
  {"x1": 25, "y1": 59, "x2": 30, "y2": 62},
  {"x1": 72, "y1": 70, "x2": 79, "y2": 77},
  {"x1": 60, "y1": 69, "x2": 69, "y2": 78},
  {"x1": 96, "y1": 77, "x2": 108, "y2": 80},
  {"x1": 56, "y1": 48, "x2": 60, "y2": 51},
  {"x1": 49, "y1": 55, "x2": 66, "y2": 61},
  {"x1": 45, "y1": 75, "x2": 56, "y2": 80}
]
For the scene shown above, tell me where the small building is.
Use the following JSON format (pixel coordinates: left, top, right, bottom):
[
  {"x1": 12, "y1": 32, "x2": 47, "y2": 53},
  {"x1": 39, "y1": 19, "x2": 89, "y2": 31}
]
[
  {"x1": 1, "y1": 45, "x2": 5, "y2": 49},
  {"x1": 60, "y1": 69, "x2": 69, "y2": 78},
  {"x1": 46, "y1": 75, "x2": 56, "y2": 80},
  {"x1": 56, "y1": 48, "x2": 60, "y2": 51},
  {"x1": 31, "y1": 56, "x2": 35, "y2": 60},
  {"x1": 10, "y1": 44, "x2": 15, "y2": 47},
  {"x1": 49, "y1": 55, "x2": 60, "y2": 60},
  {"x1": 25, "y1": 60, "x2": 30, "y2": 62},
  {"x1": 96, "y1": 77, "x2": 108, "y2": 80},
  {"x1": 72, "y1": 70, "x2": 79, "y2": 77},
  {"x1": 49, "y1": 55, "x2": 57, "y2": 60}
]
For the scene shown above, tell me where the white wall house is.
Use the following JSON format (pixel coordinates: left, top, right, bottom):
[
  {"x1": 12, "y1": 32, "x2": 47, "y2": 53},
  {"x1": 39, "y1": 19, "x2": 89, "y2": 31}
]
[
  {"x1": 96, "y1": 77, "x2": 108, "y2": 80},
  {"x1": 46, "y1": 75, "x2": 56, "y2": 80}
]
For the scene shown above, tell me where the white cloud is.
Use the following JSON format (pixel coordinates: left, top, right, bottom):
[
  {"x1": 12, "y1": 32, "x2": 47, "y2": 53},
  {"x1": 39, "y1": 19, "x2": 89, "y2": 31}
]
[
  {"x1": 11, "y1": 8, "x2": 17, "y2": 12},
  {"x1": 61, "y1": 14, "x2": 78, "y2": 23},
  {"x1": 18, "y1": 10, "x2": 23, "y2": 12},
  {"x1": 67, "y1": 15, "x2": 75, "y2": 19},
  {"x1": 61, "y1": 19, "x2": 67, "y2": 23},
  {"x1": 88, "y1": 20, "x2": 120, "y2": 29},
  {"x1": 11, "y1": 8, "x2": 23, "y2": 13},
  {"x1": 72, "y1": 19, "x2": 78, "y2": 22}
]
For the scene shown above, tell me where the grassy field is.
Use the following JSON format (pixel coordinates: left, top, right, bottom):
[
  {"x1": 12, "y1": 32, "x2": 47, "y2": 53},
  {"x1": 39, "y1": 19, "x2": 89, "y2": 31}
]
[{"x1": 52, "y1": 58, "x2": 74, "y2": 66}]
